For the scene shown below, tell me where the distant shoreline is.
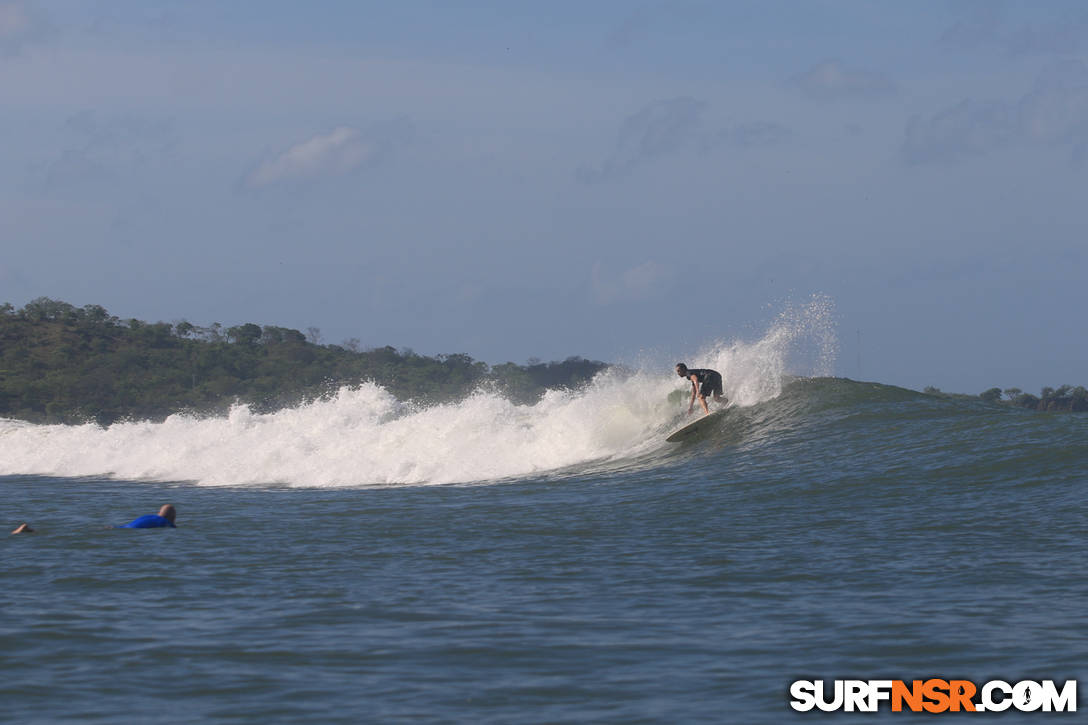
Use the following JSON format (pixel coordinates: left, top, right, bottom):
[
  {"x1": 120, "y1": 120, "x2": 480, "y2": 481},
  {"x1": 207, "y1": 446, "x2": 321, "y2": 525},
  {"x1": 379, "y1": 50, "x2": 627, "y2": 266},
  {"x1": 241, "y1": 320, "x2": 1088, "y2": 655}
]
[
  {"x1": 923, "y1": 385, "x2": 1088, "y2": 412},
  {"x1": 3, "y1": 298, "x2": 1083, "y2": 426},
  {"x1": 0, "y1": 298, "x2": 609, "y2": 426}
]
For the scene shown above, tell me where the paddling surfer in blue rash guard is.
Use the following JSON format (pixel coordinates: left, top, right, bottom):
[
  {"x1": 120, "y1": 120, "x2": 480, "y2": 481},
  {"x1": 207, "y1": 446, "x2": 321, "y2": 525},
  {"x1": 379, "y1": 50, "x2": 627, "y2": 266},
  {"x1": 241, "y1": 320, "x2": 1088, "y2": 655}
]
[
  {"x1": 676, "y1": 363, "x2": 728, "y2": 416},
  {"x1": 116, "y1": 504, "x2": 177, "y2": 529}
]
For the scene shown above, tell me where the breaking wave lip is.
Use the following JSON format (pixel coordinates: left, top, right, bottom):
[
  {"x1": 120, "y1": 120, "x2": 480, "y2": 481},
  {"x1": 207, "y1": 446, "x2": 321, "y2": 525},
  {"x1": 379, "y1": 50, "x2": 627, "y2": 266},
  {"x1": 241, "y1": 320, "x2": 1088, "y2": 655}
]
[{"x1": 0, "y1": 296, "x2": 839, "y2": 488}]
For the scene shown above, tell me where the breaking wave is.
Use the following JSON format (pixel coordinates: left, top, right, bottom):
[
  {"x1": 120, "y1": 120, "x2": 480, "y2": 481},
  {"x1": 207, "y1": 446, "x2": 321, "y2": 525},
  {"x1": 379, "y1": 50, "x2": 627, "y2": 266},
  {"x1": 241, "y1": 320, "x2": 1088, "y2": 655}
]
[{"x1": 0, "y1": 297, "x2": 839, "y2": 486}]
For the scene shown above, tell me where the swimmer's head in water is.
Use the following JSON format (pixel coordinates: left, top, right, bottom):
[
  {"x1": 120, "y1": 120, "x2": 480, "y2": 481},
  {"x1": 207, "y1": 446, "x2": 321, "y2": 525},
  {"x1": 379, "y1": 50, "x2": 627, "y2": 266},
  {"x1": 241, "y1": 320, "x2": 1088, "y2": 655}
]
[{"x1": 158, "y1": 505, "x2": 176, "y2": 524}]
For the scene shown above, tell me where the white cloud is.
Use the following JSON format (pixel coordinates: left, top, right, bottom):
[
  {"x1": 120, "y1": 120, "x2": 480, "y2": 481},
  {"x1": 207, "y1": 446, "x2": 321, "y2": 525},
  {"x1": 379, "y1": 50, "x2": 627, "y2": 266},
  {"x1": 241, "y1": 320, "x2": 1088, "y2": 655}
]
[
  {"x1": 245, "y1": 127, "x2": 372, "y2": 188},
  {"x1": 789, "y1": 59, "x2": 896, "y2": 101},
  {"x1": 245, "y1": 119, "x2": 413, "y2": 188}
]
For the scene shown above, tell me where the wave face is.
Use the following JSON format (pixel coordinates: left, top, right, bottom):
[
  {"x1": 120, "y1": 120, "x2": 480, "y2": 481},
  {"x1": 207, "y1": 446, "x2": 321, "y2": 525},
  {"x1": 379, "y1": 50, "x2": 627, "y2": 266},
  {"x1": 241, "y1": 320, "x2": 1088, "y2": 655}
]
[{"x1": 0, "y1": 299, "x2": 839, "y2": 487}]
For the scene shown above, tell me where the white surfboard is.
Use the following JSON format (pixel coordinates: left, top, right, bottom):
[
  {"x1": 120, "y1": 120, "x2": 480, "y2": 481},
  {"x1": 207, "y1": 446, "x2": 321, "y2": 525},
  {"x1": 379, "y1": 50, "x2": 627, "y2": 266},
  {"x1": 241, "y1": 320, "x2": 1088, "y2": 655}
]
[{"x1": 665, "y1": 408, "x2": 728, "y2": 442}]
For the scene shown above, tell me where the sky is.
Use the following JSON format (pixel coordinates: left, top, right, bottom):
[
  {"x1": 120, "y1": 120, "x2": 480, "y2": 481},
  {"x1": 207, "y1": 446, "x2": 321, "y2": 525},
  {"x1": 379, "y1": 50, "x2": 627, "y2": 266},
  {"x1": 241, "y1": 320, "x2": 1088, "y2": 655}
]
[{"x1": 2, "y1": 0, "x2": 1086, "y2": 394}]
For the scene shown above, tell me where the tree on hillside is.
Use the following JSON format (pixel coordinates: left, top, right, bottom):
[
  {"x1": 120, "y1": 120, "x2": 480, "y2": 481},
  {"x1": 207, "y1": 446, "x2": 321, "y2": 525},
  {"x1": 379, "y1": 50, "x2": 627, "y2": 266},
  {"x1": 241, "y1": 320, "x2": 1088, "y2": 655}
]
[{"x1": 0, "y1": 299, "x2": 611, "y2": 424}]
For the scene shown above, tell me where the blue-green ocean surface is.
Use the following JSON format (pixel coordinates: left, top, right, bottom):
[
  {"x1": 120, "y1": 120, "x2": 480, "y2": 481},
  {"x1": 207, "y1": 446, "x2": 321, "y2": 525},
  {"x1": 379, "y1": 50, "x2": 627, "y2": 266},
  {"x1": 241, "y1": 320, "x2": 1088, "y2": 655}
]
[{"x1": 2, "y1": 379, "x2": 1086, "y2": 723}]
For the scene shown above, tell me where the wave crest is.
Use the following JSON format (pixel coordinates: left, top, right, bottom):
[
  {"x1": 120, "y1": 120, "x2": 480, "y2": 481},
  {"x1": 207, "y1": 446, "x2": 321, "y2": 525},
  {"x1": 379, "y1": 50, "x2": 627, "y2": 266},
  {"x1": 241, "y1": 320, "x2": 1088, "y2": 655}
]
[{"x1": 0, "y1": 298, "x2": 838, "y2": 486}]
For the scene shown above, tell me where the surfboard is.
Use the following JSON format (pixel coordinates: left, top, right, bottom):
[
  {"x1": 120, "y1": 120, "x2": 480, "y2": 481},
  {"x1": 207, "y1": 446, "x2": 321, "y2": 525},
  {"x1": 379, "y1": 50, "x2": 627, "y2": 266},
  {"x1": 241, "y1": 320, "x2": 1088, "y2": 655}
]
[{"x1": 665, "y1": 408, "x2": 728, "y2": 442}]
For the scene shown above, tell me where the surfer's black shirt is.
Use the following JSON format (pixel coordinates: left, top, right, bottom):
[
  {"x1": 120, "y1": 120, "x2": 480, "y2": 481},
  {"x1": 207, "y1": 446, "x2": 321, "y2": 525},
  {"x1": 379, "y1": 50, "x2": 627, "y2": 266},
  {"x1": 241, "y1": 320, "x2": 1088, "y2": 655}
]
[
  {"x1": 685, "y1": 368, "x2": 717, "y2": 384},
  {"x1": 684, "y1": 368, "x2": 723, "y2": 397}
]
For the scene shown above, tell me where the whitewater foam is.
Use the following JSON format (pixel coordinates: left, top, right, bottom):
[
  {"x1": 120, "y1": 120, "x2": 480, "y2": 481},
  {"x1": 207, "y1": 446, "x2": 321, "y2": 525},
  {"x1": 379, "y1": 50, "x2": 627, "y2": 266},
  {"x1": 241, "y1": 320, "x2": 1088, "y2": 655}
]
[{"x1": 0, "y1": 297, "x2": 837, "y2": 486}]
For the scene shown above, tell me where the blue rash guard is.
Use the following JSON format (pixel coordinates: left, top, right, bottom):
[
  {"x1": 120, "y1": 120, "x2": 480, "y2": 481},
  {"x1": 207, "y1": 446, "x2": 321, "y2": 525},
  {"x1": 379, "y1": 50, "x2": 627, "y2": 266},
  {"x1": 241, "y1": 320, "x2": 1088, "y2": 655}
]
[{"x1": 116, "y1": 514, "x2": 176, "y2": 529}]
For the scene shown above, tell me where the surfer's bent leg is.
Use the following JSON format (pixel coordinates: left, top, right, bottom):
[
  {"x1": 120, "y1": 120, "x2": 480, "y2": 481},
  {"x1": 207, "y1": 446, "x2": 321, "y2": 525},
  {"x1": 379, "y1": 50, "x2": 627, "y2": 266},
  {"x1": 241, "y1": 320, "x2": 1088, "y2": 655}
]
[{"x1": 697, "y1": 390, "x2": 711, "y2": 415}]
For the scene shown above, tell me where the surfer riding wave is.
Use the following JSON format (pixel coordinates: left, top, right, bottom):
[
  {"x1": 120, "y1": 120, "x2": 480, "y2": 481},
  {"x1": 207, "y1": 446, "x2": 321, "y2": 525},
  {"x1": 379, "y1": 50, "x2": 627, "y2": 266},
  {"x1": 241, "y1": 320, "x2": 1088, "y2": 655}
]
[{"x1": 676, "y1": 363, "x2": 728, "y2": 416}]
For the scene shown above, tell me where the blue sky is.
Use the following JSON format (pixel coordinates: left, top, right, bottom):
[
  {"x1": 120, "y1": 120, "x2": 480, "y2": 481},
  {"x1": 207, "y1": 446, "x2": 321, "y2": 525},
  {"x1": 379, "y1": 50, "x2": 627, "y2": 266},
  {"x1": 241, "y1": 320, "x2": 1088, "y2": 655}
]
[{"x1": 2, "y1": 0, "x2": 1086, "y2": 393}]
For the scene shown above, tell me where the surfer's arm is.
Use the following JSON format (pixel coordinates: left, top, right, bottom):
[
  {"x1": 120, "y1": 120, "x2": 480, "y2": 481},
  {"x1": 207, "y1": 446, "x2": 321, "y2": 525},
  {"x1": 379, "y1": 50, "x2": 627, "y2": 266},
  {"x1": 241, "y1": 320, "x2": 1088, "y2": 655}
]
[{"x1": 688, "y1": 375, "x2": 698, "y2": 411}]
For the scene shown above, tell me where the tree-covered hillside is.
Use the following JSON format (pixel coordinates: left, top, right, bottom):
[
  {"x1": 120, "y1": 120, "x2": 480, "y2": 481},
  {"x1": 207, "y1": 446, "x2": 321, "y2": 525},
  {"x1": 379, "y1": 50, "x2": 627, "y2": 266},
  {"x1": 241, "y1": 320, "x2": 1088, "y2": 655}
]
[
  {"x1": 0, "y1": 298, "x2": 609, "y2": 425},
  {"x1": 927, "y1": 384, "x2": 1088, "y2": 412}
]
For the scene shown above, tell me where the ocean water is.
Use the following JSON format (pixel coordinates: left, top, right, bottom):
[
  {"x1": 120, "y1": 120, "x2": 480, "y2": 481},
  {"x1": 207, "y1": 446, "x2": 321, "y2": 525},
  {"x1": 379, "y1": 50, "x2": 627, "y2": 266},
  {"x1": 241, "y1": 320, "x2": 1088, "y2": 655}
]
[{"x1": 2, "y1": 305, "x2": 1085, "y2": 723}]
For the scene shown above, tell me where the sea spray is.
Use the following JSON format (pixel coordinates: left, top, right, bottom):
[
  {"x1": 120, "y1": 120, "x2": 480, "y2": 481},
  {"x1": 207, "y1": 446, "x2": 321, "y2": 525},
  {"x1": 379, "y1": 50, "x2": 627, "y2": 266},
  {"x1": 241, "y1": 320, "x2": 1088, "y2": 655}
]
[
  {"x1": 0, "y1": 298, "x2": 838, "y2": 486},
  {"x1": 693, "y1": 294, "x2": 838, "y2": 407}
]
